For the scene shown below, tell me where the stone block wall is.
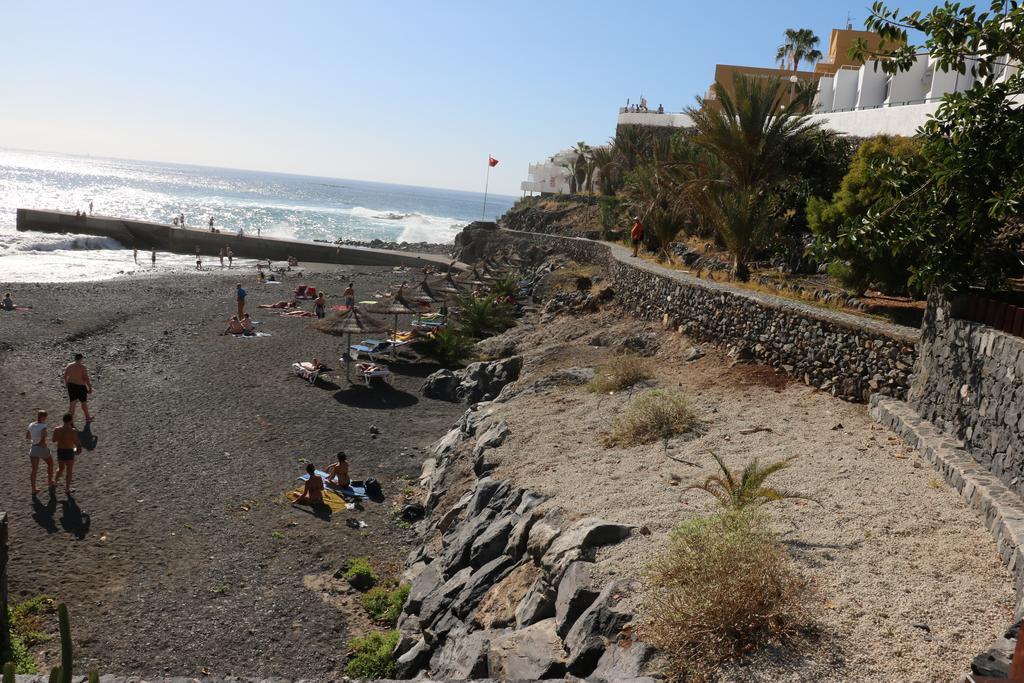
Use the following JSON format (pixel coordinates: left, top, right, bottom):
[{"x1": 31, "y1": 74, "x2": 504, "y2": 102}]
[
  {"x1": 1, "y1": 512, "x2": 8, "y2": 658},
  {"x1": 497, "y1": 228, "x2": 919, "y2": 402},
  {"x1": 909, "y1": 293, "x2": 1024, "y2": 495}
]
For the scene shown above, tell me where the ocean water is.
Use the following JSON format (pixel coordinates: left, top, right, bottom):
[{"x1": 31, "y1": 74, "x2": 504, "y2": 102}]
[{"x1": 0, "y1": 148, "x2": 516, "y2": 282}]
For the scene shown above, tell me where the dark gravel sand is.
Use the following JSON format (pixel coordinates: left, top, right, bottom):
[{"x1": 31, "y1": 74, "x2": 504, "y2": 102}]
[{"x1": 0, "y1": 264, "x2": 463, "y2": 677}]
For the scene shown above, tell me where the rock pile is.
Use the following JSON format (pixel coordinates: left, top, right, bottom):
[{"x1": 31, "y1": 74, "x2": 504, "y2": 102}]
[
  {"x1": 422, "y1": 356, "x2": 524, "y2": 404},
  {"x1": 395, "y1": 406, "x2": 657, "y2": 680}
]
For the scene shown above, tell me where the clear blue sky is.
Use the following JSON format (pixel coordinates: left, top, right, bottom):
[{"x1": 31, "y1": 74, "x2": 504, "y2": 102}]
[{"x1": 0, "y1": 0, "x2": 934, "y2": 195}]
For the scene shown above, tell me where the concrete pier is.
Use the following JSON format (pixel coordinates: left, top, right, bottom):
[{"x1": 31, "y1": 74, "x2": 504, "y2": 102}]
[{"x1": 16, "y1": 209, "x2": 457, "y2": 270}]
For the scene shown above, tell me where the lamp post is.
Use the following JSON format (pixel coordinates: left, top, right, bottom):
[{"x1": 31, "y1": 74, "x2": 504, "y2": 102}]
[{"x1": 789, "y1": 74, "x2": 799, "y2": 105}]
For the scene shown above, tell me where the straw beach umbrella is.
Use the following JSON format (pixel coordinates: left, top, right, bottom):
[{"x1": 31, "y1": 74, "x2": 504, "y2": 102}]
[
  {"x1": 312, "y1": 307, "x2": 388, "y2": 382},
  {"x1": 378, "y1": 299, "x2": 417, "y2": 341}
]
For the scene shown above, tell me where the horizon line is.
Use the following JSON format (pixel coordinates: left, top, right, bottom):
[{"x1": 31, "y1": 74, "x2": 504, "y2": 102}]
[{"x1": 0, "y1": 145, "x2": 521, "y2": 201}]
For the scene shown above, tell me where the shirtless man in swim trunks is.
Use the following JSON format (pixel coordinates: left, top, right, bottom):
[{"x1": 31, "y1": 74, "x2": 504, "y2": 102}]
[
  {"x1": 295, "y1": 463, "x2": 324, "y2": 506},
  {"x1": 63, "y1": 354, "x2": 93, "y2": 422},
  {"x1": 53, "y1": 413, "x2": 83, "y2": 495}
]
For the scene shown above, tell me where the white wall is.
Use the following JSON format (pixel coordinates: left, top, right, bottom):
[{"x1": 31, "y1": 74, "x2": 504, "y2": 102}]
[
  {"x1": 815, "y1": 75, "x2": 835, "y2": 113},
  {"x1": 832, "y1": 68, "x2": 860, "y2": 111},
  {"x1": 806, "y1": 101, "x2": 941, "y2": 137},
  {"x1": 926, "y1": 56, "x2": 973, "y2": 100},
  {"x1": 856, "y1": 60, "x2": 888, "y2": 108},
  {"x1": 616, "y1": 112, "x2": 694, "y2": 128},
  {"x1": 886, "y1": 54, "x2": 929, "y2": 105}
]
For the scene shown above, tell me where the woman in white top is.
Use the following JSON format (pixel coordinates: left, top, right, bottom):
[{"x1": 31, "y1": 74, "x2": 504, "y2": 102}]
[{"x1": 26, "y1": 409, "x2": 54, "y2": 495}]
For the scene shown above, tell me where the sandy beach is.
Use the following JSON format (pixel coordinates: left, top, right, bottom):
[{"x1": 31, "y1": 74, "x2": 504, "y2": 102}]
[{"x1": 0, "y1": 264, "x2": 464, "y2": 678}]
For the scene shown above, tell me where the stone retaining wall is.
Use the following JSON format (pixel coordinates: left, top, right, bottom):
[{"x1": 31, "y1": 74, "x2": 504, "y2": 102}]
[
  {"x1": 909, "y1": 293, "x2": 1024, "y2": 496},
  {"x1": 467, "y1": 225, "x2": 919, "y2": 403},
  {"x1": 1, "y1": 512, "x2": 8, "y2": 659}
]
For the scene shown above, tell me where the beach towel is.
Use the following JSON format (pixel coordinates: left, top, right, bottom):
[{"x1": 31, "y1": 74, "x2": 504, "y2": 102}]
[
  {"x1": 279, "y1": 310, "x2": 314, "y2": 317},
  {"x1": 287, "y1": 487, "x2": 349, "y2": 513},
  {"x1": 299, "y1": 470, "x2": 368, "y2": 498},
  {"x1": 330, "y1": 305, "x2": 352, "y2": 312},
  {"x1": 233, "y1": 331, "x2": 272, "y2": 338}
]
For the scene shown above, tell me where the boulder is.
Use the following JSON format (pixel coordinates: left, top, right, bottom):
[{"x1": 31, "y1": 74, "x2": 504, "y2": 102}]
[
  {"x1": 473, "y1": 420, "x2": 510, "y2": 456},
  {"x1": 418, "y1": 566, "x2": 473, "y2": 627},
  {"x1": 541, "y1": 517, "x2": 634, "y2": 578},
  {"x1": 422, "y1": 368, "x2": 461, "y2": 401},
  {"x1": 474, "y1": 334, "x2": 518, "y2": 360},
  {"x1": 592, "y1": 639, "x2": 658, "y2": 680},
  {"x1": 454, "y1": 356, "x2": 524, "y2": 403},
  {"x1": 430, "y1": 626, "x2": 505, "y2": 679},
  {"x1": 466, "y1": 477, "x2": 505, "y2": 516},
  {"x1": 393, "y1": 636, "x2": 430, "y2": 679},
  {"x1": 435, "y1": 490, "x2": 472, "y2": 534},
  {"x1": 487, "y1": 618, "x2": 567, "y2": 679},
  {"x1": 405, "y1": 562, "x2": 442, "y2": 615},
  {"x1": 535, "y1": 367, "x2": 596, "y2": 388},
  {"x1": 527, "y1": 508, "x2": 566, "y2": 560},
  {"x1": 449, "y1": 555, "x2": 519, "y2": 618},
  {"x1": 469, "y1": 513, "x2": 517, "y2": 569},
  {"x1": 472, "y1": 562, "x2": 540, "y2": 629},
  {"x1": 515, "y1": 576, "x2": 557, "y2": 628},
  {"x1": 506, "y1": 509, "x2": 540, "y2": 557},
  {"x1": 554, "y1": 561, "x2": 599, "y2": 638},
  {"x1": 564, "y1": 579, "x2": 635, "y2": 676},
  {"x1": 439, "y1": 509, "x2": 496, "y2": 576},
  {"x1": 515, "y1": 489, "x2": 547, "y2": 514}
]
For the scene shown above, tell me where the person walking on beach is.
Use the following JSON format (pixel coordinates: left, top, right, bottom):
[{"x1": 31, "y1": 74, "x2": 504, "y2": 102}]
[
  {"x1": 236, "y1": 283, "x2": 247, "y2": 318},
  {"x1": 88, "y1": 201, "x2": 93, "y2": 215},
  {"x1": 63, "y1": 354, "x2": 93, "y2": 422},
  {"x1": 209, "y1": 216, "x2": 215, "y2": 231},
  {"x1": 314, "y1": 291, "x2": 327, "y2": 319},
  {"x1": 53, "y1": 414, "x2": 82, "y2": 495},
  {"x1": 195, "y1": 247, "x2": 203, "y2": 270},
  {"x1": 26, "y1": 410, "x2": 53, "y2": 495},
  {"x1": 180, "y1": 212, "x2": 186, "y2": 227},
  {"x1": 630, "y1": 216, "x2": 644, "y2": 257},
  {"x1": 133, "y1": 248, "x2": 138, "y2": 264},
  {"x1": 151, "y1": 247, "x2": 156, "y2": 265},
  {"x1": 343, "y1": 283, "x2": 355, "y2": 310},
  {"x1": 227, "y1": 246, "x2": 234, "y2": 267},
  {"x1": 218, "y1": 248, "x2": 225, "y2": 267}
]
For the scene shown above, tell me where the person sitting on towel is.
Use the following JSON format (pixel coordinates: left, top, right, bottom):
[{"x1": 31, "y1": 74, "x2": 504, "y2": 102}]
[
  {"x1": 295, "y1": 463, "x2": 324, "y2": 506},
  {"x1": 223, "y1": 316, "x2": 245, "y2": 335},
  {"x1": 241, "y1": 313, "x2": 255, "y2": 335},
  {"x1": 326, "y1": 451, "x2": 349, "y2": 489}
]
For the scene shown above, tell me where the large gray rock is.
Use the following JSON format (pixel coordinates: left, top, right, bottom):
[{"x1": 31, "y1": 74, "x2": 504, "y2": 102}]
[
  {"x1": 405, "y1": 561, "x2": 442, "y2": 615},
  {"x1": 473, "y1": 420, "x2": 511, "y2": 475},
  {"x1": 469, "y1": 513, "x2": 517, "y2": 569},
  {"x1": 592, "y1": 639, "x2": 658, "y2": 680},
  {"x1": 418, "y1": 566, "x2": 473, "y2": 627},
  {"x1": 527, "y1": 508, "x2": 566, "y2": 560},
  {"x1": 515, "y1": 576, "x2": 557, "y2": 628},
  {"x1": 554, "y1": 561, "x2": 599, "y2": 637},
  {"x1": 449, "y1": 555, "x2": 518, "y2": 618},
  {"x1": 393, "y1": 636, "x2": 431, "y2": 679},
  {"x1": 439, "y1": 509, "x2": 496, "y2": 576},
  {"x1": 430, "y1": 626, "x2": 506, "y2": 679},
  {"x1": 542, "y1": 517, "x2": 634, "y2": 578},
  {"x1": 423, "y1": 356, "x2": 524, "y2": 404},
  {"x1": 506, "y1": 509, "x2": 540, "y2": 557},
  {"x1": 422, "y1": 368, "x2": 461, "y2": 401},
  {"x1": 564, "y1": 579, "x2": 635, "y2": 676},
  {"x1": 487, "y1": 618, "x2": 567, "y2": 679}
]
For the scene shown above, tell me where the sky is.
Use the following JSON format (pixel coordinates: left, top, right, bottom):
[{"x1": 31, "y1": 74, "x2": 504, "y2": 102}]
[{"x1": 0, "y1": 0, "x2": 936, "y2": 196}]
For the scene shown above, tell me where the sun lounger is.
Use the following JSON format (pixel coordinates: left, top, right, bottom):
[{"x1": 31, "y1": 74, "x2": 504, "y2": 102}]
[
  {"x1": 349, "y1": 339, "x2": 394, "y2": 361},
  {"x1": 292, "y1": 361, "x2": 331, "y2": 384},
  {"x1": 357, "y1": 363, "x2": 392, "y2": 385}
]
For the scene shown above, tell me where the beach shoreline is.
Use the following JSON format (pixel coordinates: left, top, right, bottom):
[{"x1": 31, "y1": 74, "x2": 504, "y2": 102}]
[{"x1": 0, "y1": 263, "x2": 463, "y2": 677}]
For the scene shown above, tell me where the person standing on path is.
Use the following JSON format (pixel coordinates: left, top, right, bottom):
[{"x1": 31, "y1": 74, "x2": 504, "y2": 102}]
[
  {"x1": 26, "y1": 410, "x2": 53, "y2": 495},
  {"x1": 63, "y1": 354, "x2": 94, "y2": 422},
  {"x1": 236, "y1": 283, "x2": 247, "y2": 318},
  {"x1": 88, "y1": 200, "x2": 93, "y2": 215},
  {"x1": 133, "y1": 248, "x2": 138, "y2": 264},
  {"x1": 343, "y1": 282, "x2": 355, "y2": 310},
  {"x1": 53, "y1": 414, "x2": 82, "y2": 495},
  {"x1": 219, "y1": 248, "x2": 225, "y2": 267},
  {"x1": 151, "y1": 247, "x2": 156, "y2": 265},
  {"x1": 630, "y1": 216, "x2": 644, "y2": 257},
  {"x1": 314, "y1": 291, "x2": 327, "y2": 319},
  {"x1": 227, "y1": 246, "x2": 234, "y2": 267}
]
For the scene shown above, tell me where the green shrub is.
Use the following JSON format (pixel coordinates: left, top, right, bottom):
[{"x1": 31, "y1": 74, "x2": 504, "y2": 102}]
[
  {"x1": 456, "y1": 294, "x2": 516, "y2": 339},
  {"x1": 605, "y1": 389, "x2": 697, "y2": 446},
  {"x1": 341, "y1": 558, "x2": 378, "y2": 592},
  {"x1": 807, "y1": 135, "x2": 924, "y2": 296},
  {"x1": 641, "y1": 510, "x2": 810, "y2": 681},
  {"x1": 488, "y1": 273, "x2": 520, "y2": 300},
  {"x1": 361, "y1": 584, "x2": 410, "y2": 626},
  {"x1": 345, "y1": 630, "x2": 399, "y2": 679},
  {"x1": 412, "y1": 328, "x2": 474, "y2": 368},
  {"x1": 587, "y1": 355, "x2": 652, "y2": 393},
  {"x1": 2, "y1": 595, "x2": 55, "y2": 673},
  {"x1": 686, "y1": 452, "x2": 816, "y2": 510}
]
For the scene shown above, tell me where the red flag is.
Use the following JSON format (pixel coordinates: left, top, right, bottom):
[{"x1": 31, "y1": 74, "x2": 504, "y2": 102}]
[{"x1": 488, "y1": 155, "x2": 499, "y2": 167}]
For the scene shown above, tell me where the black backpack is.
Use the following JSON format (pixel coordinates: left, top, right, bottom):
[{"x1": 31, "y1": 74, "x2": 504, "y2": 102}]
[{"x1": 364, "y1": 478, "x2": 382, "y2": 498}]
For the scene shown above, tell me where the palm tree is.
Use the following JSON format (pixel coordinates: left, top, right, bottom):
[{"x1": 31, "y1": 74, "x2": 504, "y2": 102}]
[
  {"x1": 622, "y1": 135, "x2": 698, "y2": 261},
  {"x1": 590, "y1": 144, "x2": 620, "y2": 196},
  {"x1": 571, "y1": 141, "x2": 593, "y2": 193},
  {"x1": 686, "y1": 452, "x2": 817, "y2": 509},
  {"x1": 775, "y1": 28, "x2": 823, "y2": 71},
  {"x1": 684, "y1": 73, "x2": 819, "y2": 280}
]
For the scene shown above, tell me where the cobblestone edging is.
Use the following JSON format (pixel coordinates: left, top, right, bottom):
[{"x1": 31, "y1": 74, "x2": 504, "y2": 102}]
[
  {"x1": 477, "y1": 226, "x2": 919, "y2": 403},
  {"x1": 870, "y1": 395, "x2": 1024, "y2": 616},
  {"x1": 909, "y1": 293, "x2": 1024, "y2": 497}
]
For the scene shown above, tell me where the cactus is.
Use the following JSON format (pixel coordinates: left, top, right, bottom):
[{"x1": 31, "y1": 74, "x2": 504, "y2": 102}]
[
  {"x1": 48, "y1": 665, "x2": 61, "y2": 683},
  {"x1": 2, "y1": 662, "x2": 15, "y2": 683},
  {"x1": 57, "y1": 604, "x2": 72, "y2": 683},
  {"x1": 88, "y1": 670, "x2": 99, "y2": 683}
]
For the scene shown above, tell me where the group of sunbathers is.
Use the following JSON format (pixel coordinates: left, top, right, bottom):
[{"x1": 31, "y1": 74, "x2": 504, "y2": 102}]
[
  {"x1": 223, "y1": 313, "x2": 257, "y2": 336},
  {"x1": 295, "y1": 452, "x2": 350, "y2": 506}
]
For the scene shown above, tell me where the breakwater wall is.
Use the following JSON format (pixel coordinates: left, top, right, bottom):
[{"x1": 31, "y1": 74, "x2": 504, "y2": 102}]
[
  {"x1": 16, "y1": 209, "x2": 455, "y2": 270},
  {"x1": 458, "y1": 223, "x2": 918, "y2": 402}
]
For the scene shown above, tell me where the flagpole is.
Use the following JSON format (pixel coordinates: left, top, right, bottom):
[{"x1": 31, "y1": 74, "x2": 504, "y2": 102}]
[{"x1": 482, "y1": 162, "x2": 491, "y2": 220}]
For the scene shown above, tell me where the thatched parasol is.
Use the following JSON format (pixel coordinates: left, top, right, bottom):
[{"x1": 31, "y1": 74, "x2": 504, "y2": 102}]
[
  {"x1": 414, "y1": 278, "x2": 444, "y2": 303},
  {"x1": 313, "y1": 307, "x2": 388, "y2": 382},
  {"x1": 379, "y1": 299, "x2": 417, "y2": 341}
]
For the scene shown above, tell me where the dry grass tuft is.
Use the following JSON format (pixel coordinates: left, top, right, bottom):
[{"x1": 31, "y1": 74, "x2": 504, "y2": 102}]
[
  {"x1": 604, "y1": 389, "x2": 697, "y2": 446},
  {"x1": 587, "y1": 355, "x2": 653, "y2": 394},
  {"x1": 641, "y1": 510, "x2": 812, "y2": 681}
]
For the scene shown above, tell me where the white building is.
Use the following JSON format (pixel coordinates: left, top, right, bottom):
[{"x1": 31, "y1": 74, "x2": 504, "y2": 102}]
[
  {"x1": 520, "y1": 149, "x2": 577, "y2": 195},
  {"x1": 616, "y1": 108, "x2": 694, "y2": 129},
  {"x1": 808, "y1": 55, "x2": 1019, "y2": 136}
]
